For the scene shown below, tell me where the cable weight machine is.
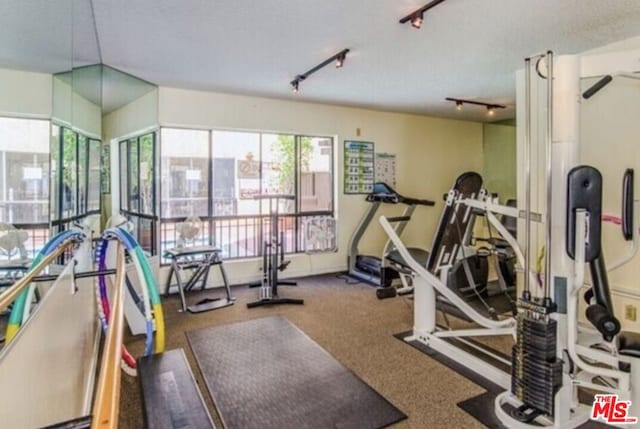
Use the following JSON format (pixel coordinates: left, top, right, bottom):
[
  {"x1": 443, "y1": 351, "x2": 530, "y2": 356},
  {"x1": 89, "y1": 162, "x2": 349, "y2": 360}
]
[{"x1": 247, "y1": 194, "x2": 304, "y2": 308}]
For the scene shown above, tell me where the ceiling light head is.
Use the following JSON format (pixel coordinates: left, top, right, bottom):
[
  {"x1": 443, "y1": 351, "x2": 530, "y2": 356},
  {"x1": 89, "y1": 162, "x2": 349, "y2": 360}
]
[
  {"x1": 456, "y1": 101, "x2": 463, "y2": 110},
  {"x1": 487, "y1": 106, "x2": 495, "y2": 116},
  {"x1": 335, "y1": 52, "x2": 347, "y2": 68},
  {"x1": 291, "y1": 79, "x2": 299, "y2": 93},
  {"x1": 410, "y1": 12, "x2": 424, "y2": 29}
]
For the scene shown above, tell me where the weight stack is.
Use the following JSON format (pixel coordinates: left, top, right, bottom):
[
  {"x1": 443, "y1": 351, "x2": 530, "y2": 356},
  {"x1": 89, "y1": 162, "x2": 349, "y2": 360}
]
[{"x1": 511, "y1": 314, "x2": 563, "y2": 416}]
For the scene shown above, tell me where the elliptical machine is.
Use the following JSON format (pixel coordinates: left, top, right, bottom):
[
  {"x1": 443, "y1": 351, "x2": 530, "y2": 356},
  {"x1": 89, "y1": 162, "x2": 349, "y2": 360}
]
[{"x1": 247, "y1": 194, "x2": 304, "y2": 308}]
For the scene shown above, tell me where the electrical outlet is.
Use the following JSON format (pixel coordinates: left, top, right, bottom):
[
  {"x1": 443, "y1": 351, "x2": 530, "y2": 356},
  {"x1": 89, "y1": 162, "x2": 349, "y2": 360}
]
[{"x1": 625, "y1": 304, "x2": 637, "y2": 322}]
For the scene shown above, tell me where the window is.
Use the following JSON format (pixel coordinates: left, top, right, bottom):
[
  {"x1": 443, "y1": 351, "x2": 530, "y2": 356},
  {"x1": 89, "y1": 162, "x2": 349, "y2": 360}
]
[
  {"x1": 119, "y1": 132, "x2": 157, "y2": 254},
  {"x1": 160, "y1": 128, "x2": 209, "y2": 218},
  {"x1": 159, "y1": 128, "x2": 335, "y2": 260},
  {"x1": 52, "y1": 125, "x2": 102, "y2": 231},
  {"x1": 0, "y1": 117, "x2": 51, "y2": 258}
]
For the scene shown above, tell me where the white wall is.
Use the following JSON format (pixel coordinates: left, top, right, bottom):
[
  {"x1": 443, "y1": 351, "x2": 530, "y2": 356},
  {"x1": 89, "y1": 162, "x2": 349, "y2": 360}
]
[
  {"x1": 158, "y1": 87, "x2": 483, "y2": 285},
  {"x1": 0, "y1": 67, "x2": 52, "y2": 119}
]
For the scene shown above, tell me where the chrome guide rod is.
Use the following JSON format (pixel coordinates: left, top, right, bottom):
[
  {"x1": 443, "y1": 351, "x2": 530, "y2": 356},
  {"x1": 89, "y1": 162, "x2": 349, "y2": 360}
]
[
  {"x1": 524, "y1": 56, "x2": 532, "y2": 298},
  {"x1": 544, "y1": 50, "x2": 554, "y2": 301}
]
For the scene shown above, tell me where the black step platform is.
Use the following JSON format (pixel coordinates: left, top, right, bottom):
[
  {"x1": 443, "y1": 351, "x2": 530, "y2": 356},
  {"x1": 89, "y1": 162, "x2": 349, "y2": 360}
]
[{"x1": 138, "y1": 348, "x2": 215, "y2": 429}]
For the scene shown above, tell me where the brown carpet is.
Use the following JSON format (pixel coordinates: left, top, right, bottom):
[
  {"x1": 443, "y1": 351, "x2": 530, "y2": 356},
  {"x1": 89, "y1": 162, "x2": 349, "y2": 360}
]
[{"x1": 119, "y1": 274, "x2": 512, "y2": 429}]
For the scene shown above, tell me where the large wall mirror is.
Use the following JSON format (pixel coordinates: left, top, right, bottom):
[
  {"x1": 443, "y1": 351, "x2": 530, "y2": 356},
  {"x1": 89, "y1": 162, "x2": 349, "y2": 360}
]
[
  {"x1": 52, "y1": 65, "x2": 158, "y2": 246},
  {"x1": 0, "y1": 1, "x2": 158, "y2": 425},
  {"x1": 0, "y1": 0, "x2": 157, "y2": 355}
]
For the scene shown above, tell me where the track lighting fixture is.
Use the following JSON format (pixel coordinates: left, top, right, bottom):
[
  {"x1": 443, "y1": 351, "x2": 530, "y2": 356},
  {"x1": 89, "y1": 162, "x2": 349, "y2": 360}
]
[
  {"x1": 399, "y1": 0, "x2": 447, "y2": 28},
  {"x1": 446, "y1": 97, "x2": 506, "y2": 116},
  {"x1": 410, "y1": 12, "x2": 423, "y2": 29},
  {"x1": 289, "y1": 49, "x2": 349, "y2": 93}
]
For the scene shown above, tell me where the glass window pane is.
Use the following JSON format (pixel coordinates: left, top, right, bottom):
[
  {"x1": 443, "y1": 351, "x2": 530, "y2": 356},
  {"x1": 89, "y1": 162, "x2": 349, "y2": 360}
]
[
  {"x1": 77, "y1": 134, "x2": 87, "y2": 214},
  {"x1": 211, "y1": 130, "x2": 260, "y2": 216},
  {"x1": 299, "y1": 137, "x2": 333, "y2": 212},
  {"x1": 139, "y1": 133, "x2": 155, "y2": 215},
  {"x1": 88, "y1": 139, "x2": 101, "y2": 211},
  {"x1": 119, "y1": 141, "x2": 128, "y2": 211},
  {"x1": 128, "y1": 138, "x2": 139, "y2": 212},
  {"x1": 50, "y1": 125, "x2": 60, "y2": 220},
  {"x1": 160, "y1": 128, "x2": 209, "y2": 218},
  {"x1": 0, "y1": 119, "x2": 50, "y2": 225},
  {"x1": 261, "y1": 133, "x2": 295, "y2": 214},
  {"x1": 62, "y1": 128, "x2": 77, "y2": 218}
]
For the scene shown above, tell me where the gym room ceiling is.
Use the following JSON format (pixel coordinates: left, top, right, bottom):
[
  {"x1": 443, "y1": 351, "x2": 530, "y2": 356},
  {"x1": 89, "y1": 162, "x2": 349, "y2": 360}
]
[{"x1": 2, "y1": 0, "x2": 640, "y2": 122}]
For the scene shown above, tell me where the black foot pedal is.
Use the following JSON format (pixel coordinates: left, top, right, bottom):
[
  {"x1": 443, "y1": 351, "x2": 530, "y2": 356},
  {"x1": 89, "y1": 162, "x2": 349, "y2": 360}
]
[
  {"x1": 376, "y1": 287, "x2": 397, "y2": 300},
  {"x1": 187, "y1": 297, "x2": 235, "y2": 313},
  {"x1": 278, "y1": 260, "x2": 291, "y2": 271},
  {"x1": 511, "y1": 405, "x2": 543, "y2": 423}
]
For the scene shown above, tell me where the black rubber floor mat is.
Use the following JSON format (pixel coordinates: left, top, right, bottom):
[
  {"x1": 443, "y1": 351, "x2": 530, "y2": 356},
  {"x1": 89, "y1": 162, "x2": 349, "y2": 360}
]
[
  {"x1": 394, "y1": 331, "x2": 609, "y2": 429},
  {"x1": 188, "y1": 316, "x2": 407, "y2": 429}
]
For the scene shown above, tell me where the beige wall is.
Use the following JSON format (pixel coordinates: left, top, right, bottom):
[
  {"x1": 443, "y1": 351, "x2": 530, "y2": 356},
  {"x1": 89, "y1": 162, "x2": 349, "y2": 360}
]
[
  {"x1": 159, "y1": 87, "x2": 483, "y2": 285},
  {"x1": 0, "y1": 67, "x2": 52, "y2": 118},
  {"x1": 483, "y1": 123, "x2": 516, "y2": 204},
  {"x1": 52, "y1": 76, "x2": 102, "y2": 137}
]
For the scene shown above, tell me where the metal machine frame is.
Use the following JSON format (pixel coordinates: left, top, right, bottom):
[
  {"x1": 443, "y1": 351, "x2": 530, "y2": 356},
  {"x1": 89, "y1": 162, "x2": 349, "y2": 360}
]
[{"x1": 380, "y1": 188, "x2": 520, "y2": 390}]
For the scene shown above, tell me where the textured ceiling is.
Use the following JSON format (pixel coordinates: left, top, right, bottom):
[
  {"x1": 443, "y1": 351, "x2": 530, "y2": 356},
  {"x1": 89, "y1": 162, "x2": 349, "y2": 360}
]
[{"x1": 2, "y1": 0, "x2": 640, "y2": 122}]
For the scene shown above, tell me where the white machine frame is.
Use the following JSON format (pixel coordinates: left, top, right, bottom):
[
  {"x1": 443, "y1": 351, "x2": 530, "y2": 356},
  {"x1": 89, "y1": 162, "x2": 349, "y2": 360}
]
[
  {"x1": 381, "y1": 46, "x2": 640, "y2": 429},
  {"x1": 492, "y1": 49, "x2": 640, "y2": 429},
  {"x1": 380, "y1": 192, "x2": 519, "y2": 390}
]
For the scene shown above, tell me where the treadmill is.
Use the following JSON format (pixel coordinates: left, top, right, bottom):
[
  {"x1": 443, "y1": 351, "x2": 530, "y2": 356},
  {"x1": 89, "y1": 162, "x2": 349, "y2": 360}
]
[{"x1": 347, "y1": 182, "x2": 434, "y2": 286}]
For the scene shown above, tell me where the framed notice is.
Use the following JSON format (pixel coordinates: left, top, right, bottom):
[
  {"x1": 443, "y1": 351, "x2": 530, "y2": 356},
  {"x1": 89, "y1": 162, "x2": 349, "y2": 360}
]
[
  {"x1": 344, "y1": 140, "x2": 375, "y2": 194},
  {"x1": 375, "y1": 152, "x2": 396, "y2": 188}
]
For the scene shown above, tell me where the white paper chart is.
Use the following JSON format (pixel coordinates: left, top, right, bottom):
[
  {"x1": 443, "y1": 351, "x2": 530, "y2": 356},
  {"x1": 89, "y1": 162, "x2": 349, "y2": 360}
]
[
  {"x1": 375, "y1": 152, "x2": 396, "y2": 188},
  {"x1": 344, "y1": 141, "x2": 375, "y2": 194}
]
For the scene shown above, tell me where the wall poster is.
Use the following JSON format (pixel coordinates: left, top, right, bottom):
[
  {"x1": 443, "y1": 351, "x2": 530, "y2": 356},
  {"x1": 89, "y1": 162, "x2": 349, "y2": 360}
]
[
  {"x1": 344, "y1": 140, "x2": 374, "y2": 194},
  {"x1": 375, "y1": 152, "x2": 396, "y2": 188}
]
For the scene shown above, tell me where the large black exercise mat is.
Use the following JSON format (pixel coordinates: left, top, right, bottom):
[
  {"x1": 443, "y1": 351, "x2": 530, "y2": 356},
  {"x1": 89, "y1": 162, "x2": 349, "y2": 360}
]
[{"x1": 187, "y1": 316, "x2": 407, "y2": 429}]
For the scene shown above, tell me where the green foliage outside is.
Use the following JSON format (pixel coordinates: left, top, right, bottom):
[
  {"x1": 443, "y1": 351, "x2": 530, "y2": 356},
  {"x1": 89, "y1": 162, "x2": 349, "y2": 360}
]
[{"x1": 270, "y1": 135, "x2": 313, "y2": 194}]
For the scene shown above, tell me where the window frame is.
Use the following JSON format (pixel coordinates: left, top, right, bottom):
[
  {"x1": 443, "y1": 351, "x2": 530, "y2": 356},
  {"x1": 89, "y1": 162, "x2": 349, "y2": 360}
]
[
  {"x1": 158, "y1": 126, "x2": 336, "y2": 261},
  {"x1": 118, "y1": 131, "x2": 159, "y2": 255},
  {"x1": 51, "y1": 125, "x2": 102, "y2": 232}
]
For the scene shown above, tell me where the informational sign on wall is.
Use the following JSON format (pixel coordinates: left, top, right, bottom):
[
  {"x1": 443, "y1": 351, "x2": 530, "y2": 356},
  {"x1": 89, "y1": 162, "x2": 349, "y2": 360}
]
[
  {"x1": 344, "y1": 140, "x2": 374, "y2": 194},
  {"x1": 375, "y1": 152, "x2": 396, "y2": 188}
]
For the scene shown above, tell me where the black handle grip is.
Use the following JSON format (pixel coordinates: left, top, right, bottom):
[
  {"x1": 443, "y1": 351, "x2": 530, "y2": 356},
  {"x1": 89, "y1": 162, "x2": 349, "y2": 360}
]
[
  {"x1": 582, "y1": 75, "x2": 613, "y2": 99},
  {"x1": 387, "y1": 216, "x2": 412, "y2": 223},
  {"x1": 622, "y1": 169, "x2": 634, "y2": 241},
  {"x1": 586, "y1": 304, "x2": 620, "y2": 342}
]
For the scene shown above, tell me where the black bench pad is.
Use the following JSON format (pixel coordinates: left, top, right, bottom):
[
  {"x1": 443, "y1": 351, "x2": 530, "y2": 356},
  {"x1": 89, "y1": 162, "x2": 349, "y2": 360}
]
[{"x1": 138, "y1": 348, "x2": 215, "y2": 429}]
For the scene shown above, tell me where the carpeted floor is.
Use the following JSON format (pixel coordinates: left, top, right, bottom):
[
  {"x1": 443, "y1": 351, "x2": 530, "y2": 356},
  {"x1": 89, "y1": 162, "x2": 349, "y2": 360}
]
[{"x1": 119, "y1": 274, "x2": 513, "y2": 429}]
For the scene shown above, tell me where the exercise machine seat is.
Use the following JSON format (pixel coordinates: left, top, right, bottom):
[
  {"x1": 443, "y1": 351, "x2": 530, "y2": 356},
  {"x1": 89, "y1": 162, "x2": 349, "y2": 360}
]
[
  {"x1": 386, "y1": 248, "x2": 430, "y2": 269},
  {"x1": 618, "y1": 331, "x2": 640, "y2": 358}
]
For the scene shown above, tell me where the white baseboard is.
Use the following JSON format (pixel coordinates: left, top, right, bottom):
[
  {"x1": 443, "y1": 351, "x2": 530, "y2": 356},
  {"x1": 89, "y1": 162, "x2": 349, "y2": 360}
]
[{"x1": 162, "y1": 263, "x2": 348, "y2": 293}]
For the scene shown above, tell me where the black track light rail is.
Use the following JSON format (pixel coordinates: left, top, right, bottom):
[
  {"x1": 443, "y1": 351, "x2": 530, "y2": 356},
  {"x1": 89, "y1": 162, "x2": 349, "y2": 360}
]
[
  {"x1": 291, "y1": 49, "x2": 350, "y2": 90},
  {"x1": 399, "y1": 0, "x2": 447, "y2": 25},
  {"x1": 445, "y1": 97, "x2": 506, "y2": 110}
]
